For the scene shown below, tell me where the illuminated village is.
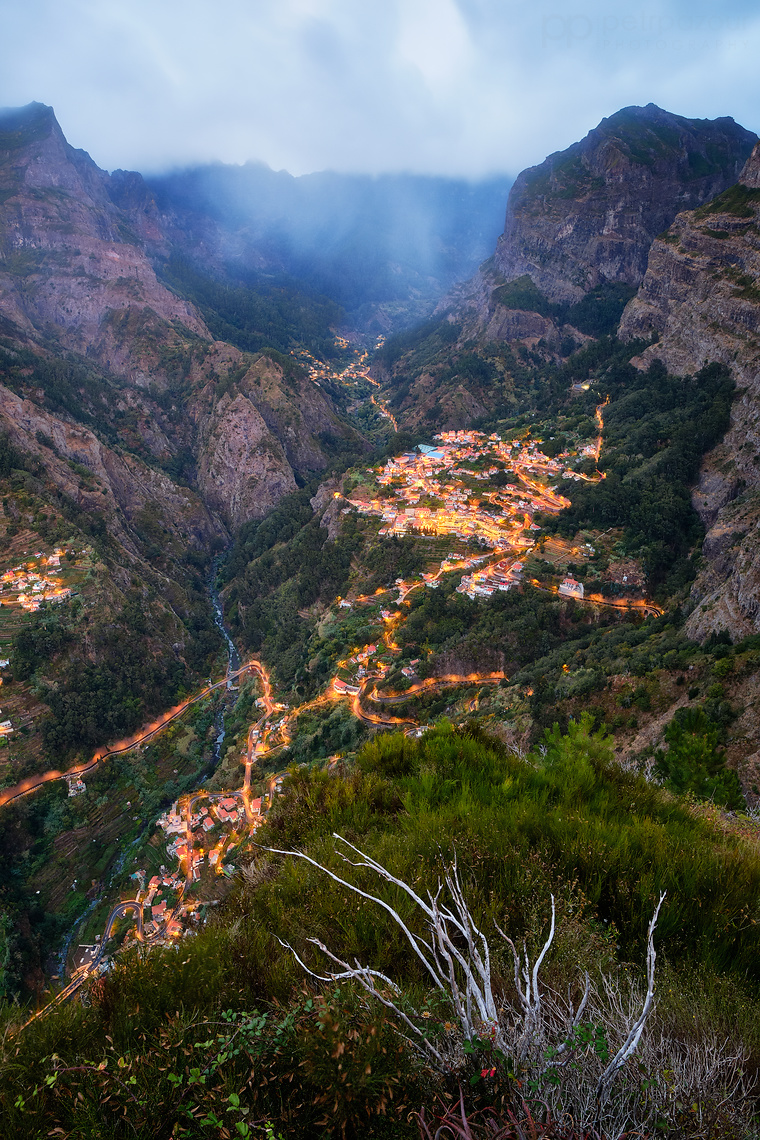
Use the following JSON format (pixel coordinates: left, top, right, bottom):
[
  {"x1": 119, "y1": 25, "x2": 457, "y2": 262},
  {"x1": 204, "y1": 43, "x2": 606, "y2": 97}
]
[
  {"x1": 343, "y1": 428, "x2": 586, "y2": 600},
  {"x1": 0, "y1": 549, "x2": 74, "y2": 612}
]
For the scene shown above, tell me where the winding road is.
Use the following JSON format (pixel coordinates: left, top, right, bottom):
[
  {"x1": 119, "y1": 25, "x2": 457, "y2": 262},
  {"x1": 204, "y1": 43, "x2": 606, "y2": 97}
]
[{"x1": 0, "y1": 661, "x2": 265, "y2": 810}]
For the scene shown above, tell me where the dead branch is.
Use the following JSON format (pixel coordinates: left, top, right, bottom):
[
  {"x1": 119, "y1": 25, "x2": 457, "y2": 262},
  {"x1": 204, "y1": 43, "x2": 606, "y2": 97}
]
[
  {"x1": 596, "y1": 891, "x2": 666, "y2": 1106},
  {"x1": 258, "y1": 835, "x2": 505, "y2": 1058}
]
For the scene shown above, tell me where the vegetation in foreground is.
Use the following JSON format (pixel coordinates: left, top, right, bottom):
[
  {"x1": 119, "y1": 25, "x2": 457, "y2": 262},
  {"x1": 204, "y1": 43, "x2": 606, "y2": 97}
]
[{"x1": 3, "y1": 719, "x2": 760, "y2": 1138}]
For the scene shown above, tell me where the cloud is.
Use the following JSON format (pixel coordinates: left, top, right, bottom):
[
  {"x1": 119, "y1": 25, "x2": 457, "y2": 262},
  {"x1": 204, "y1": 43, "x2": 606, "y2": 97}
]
[{"x1": 0, "y1": 0, "x2": 757, "y2": 177}]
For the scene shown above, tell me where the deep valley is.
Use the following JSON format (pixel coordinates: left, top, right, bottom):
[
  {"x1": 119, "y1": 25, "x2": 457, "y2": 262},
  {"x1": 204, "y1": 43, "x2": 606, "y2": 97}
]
[{"x1": 2, "y1": 99, "x2": 760, "y2": 1139}]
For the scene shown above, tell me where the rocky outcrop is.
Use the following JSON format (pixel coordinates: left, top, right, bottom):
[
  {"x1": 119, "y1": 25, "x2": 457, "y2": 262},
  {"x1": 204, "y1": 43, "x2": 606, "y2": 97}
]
[
  {"x1": 0, "y1": 382, "x2": 225, "y2": 555},
  {"x1": 0, "y1": 103, "x2": 208, "y2": 360},
  {"x1": 619, "y1": 142, "x2": 760, "y2": 639},
  {"x1": 310, "y1": 477, "x2": 343, "y2": 540},
  {"x1": 187, "y1": 343, "x2": 362, "y2": 528},
  {"x1": 196, "y1": 390, "x2": 297, "y2": 529},
  {"x1": 237, "y1": 354, "x2": 355, "y2": 475},
  {"x1": 437, "y1": 106, "x2": 755, "y2": 359},
  {"x1": 494, "y1": 105, "x2": 755, "y2": 304}
]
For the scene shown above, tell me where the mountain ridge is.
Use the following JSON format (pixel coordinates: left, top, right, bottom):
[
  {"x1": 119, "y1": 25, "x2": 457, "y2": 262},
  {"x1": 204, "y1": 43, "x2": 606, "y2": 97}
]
[{"x1": 0, "y1": 101, "x2": 362, "y2": 533}]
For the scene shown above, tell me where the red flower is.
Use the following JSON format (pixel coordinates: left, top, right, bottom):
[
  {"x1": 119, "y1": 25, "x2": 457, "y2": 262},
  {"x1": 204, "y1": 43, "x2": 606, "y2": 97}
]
[{"x1": 481, "y1": 1067, "x2": 497, "y2": 1078}]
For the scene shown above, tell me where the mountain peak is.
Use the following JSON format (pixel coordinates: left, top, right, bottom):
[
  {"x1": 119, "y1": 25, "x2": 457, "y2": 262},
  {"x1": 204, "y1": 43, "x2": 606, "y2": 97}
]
[
  {"x1": 493, "y1": 106, "x2": 757, "y2": 303},
  {"x1": 0, "y1": 101, "x2": 60, "y2": 146}
]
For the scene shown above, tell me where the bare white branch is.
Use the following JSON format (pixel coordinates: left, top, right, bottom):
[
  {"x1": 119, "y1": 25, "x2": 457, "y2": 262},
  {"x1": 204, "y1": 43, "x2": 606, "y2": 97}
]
[
  {"x1": 256, "y1": 839, "x2": 446, "y2": 991},
  {"x1": 259, "y1": 837, "x2": 669, "y2": 1107},
  {"x1": 258, "y1": 835, "x2": 508, "y2": 1054},
  {"x1": 596, "y1": 891, "x2": 666, "y2": 1105}
]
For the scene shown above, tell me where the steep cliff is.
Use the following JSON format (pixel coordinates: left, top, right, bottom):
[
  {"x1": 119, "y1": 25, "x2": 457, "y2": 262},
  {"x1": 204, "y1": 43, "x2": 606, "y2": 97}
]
[
  {"x1": 0, "y1": 103, "x2": 207, "y2": 354},
  {"x1": 438, "y1": 106, "x2": 756, "y2": 358},
  {"x1": 495, "y1": 104, "x2": 755, "y2": 305},
  {"x1": 619, "y1": 142, "x2": 760, "y2": 638},
  {"x1": 0, "y1": 103, "x2": 362, "y2": 529}
]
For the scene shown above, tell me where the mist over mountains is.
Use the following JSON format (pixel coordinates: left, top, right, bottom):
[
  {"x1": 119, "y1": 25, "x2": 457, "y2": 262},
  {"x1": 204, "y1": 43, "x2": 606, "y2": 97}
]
[{"x1": 144, "y1": 162, "x2": 512, "y2": 333}]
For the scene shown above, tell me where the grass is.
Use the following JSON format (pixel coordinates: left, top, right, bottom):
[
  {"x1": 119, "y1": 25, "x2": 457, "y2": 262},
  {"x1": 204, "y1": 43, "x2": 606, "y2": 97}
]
[
  {"x1": 3, "y1": 718, "x2": 760, "y2": 1136},
  {"x1": 695, "y1": 182, "x2": 760, "y2": 219}
]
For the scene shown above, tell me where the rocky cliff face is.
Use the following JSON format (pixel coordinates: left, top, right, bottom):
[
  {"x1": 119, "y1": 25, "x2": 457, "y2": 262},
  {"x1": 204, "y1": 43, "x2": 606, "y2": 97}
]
[
  {"x1": 0, "y1": 103, "x2": 361, "y2": 530},
  {"x1": 494, "y1": 105, "x2": 755, "y2": 304},
  {"x1": 619, "y1": 142, "x2": 760, "y2": 639},
  {"x1": 0, "y1": 103, "x2": 207, "y2": 354},
  {"x1": 438, "y1": 105, "x2": 755, "y2": 358}
]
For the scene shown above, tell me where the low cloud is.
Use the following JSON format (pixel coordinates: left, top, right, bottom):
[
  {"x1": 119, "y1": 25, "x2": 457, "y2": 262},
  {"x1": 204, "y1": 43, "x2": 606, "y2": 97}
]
[{"x1": 0, "y1": 0, "x2": 758, "y2": 177}]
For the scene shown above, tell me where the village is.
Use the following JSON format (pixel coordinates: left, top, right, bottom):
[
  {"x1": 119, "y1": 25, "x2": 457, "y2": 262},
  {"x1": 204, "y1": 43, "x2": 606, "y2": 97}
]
[
  {"x1": 292, "y1": 334, "x2": 384, "y2": 391},
  {"x1": 109, "y1": 785, "x2": 274, "y2": 950},
  {"x1": 0, "y1": 547, "x2": 83, "y2": 743},
  {"x1": 341, "y1": 427, "x2": 594, "y2": 602},
  {"x1": 0, "y1": 548, "x2": 75, "y2": 613},
  {"x1": 41, "y1": 405, "x2": 613, "y2": 990}
]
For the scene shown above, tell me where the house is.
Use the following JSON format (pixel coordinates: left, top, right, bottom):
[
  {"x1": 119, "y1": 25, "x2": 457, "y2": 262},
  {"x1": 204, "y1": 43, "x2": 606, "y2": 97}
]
[
  {"x1": 559, "y1": 577, "x2": 584, "y2": 599},
  {"x1": 333, "y1": 678, "x2": 361, "y2": 696}
]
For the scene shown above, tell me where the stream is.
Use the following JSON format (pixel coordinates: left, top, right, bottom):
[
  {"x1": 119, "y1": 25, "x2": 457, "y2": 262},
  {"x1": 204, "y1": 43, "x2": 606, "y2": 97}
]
[
  {"x1": 210, "y1": 553, "x2": 240, "y2": 676},
  {"x1": 200, "y1": 554, "x2": 239, "y2": 782}
]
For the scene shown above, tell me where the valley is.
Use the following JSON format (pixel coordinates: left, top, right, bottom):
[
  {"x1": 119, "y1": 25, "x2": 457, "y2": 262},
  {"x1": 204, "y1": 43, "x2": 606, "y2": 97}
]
[
  {"x1": 2, "y1": 333, "x2": 675, "y2": 1019},
  {"x1": 3, "y1": 98, "x2": 760, "y2": 1139}
]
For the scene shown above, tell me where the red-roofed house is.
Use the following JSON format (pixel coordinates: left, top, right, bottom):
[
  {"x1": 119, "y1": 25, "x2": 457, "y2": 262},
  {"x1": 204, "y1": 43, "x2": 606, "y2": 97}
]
[{"x1": 559, "y1": 577, "x2": 584, "y2": 599}]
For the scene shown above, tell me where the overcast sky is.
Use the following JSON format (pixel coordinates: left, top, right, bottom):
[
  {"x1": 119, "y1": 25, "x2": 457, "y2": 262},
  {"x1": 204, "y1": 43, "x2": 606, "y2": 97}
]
[{"x1": 1, "y1": 0, "x2": 758, "y2": 179}]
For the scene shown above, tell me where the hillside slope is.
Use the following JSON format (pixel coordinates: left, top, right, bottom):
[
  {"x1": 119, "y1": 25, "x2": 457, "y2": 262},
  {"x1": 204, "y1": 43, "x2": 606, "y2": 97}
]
[
  {"x1": 0, "y1": 103, "x2": 363, "y2": 530},
  {"x1": 619, "y1": 141, "x2": 760, "y2": 642}
]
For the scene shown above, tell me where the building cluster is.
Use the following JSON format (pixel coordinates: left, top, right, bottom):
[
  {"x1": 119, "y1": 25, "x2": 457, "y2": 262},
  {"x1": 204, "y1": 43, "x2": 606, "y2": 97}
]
[
  {"x1": 0, "y1": 549, "x2": 74, "y2": 612},
  {"x1": 457, "y1": 559, "x2": 525, "y2": 600},
  {"x1": 344, "y1": 431, "x2": 572, "y2": 563},
  {"x1": 142, "y1": 873, "x2": 183, "y2": 938},
  {"x1": 157, "y1": 792, "x2": 265, "y2": 887},
  {"x1": 292, "y1": 339, "x2": 375, "y2": 390}
]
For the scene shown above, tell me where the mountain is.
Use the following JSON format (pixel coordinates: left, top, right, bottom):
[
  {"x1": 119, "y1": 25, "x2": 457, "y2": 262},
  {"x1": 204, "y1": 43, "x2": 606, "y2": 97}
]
[
  {"x1": 4, "y1": 101, "x2": 760, "y2": 1140},
  {"x1": 375, "y1": 105, "x2": 757, "y2": 427},
  {"x1": 0, "y1": 101, "x2": 365, "y2": 831},
  {"x1": 0, "y1": 102, "x2": 362, "y2": 528},
  {"x1": 493, "y1": 103, "x2": 756, "y2": 303},
  {"x1": 619, "y1": 140, "x2": 760, "y2": 642}
]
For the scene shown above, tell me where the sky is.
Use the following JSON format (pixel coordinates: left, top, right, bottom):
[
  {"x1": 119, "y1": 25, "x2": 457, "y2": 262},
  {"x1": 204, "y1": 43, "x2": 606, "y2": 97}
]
[{"x1": 1, "y1": 0, "x2": 759, "y2": 179}]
